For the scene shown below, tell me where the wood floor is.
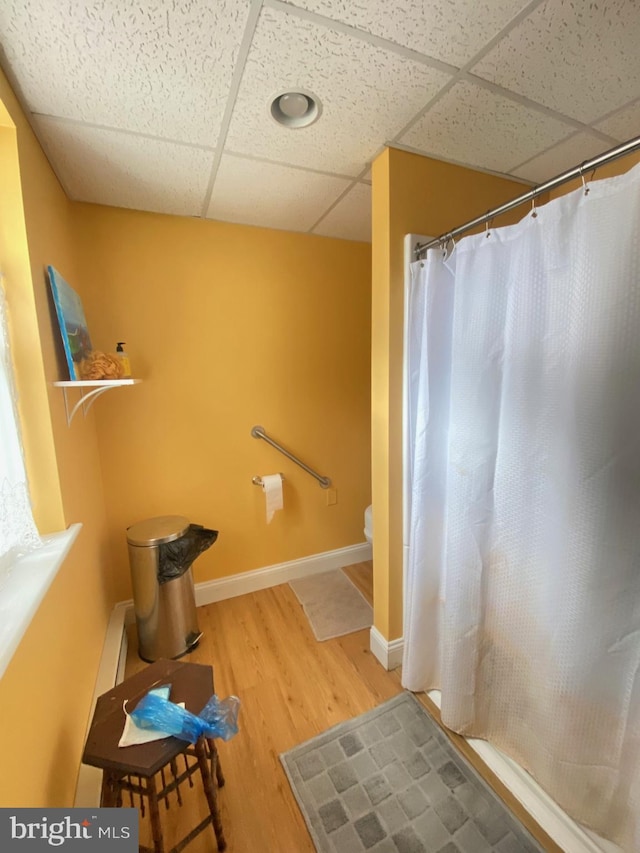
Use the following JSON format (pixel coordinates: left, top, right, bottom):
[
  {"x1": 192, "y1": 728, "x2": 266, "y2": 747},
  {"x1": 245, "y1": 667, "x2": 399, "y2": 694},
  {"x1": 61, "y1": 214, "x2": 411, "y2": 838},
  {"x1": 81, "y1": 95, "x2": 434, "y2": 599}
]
[
  {"x1": 342, "y1": 560, "x2": 374, "y2": 605},
  {"x1": 123, "y1": 561, "x2": 561, "y2": 852}
]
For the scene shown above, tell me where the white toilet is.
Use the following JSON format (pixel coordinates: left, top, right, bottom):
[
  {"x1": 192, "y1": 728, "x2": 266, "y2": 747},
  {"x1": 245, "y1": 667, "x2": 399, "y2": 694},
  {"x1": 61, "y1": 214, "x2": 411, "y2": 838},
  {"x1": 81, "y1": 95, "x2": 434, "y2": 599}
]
[{"x1": 364, "y1": 504, "x2": 373, "y2": 545}]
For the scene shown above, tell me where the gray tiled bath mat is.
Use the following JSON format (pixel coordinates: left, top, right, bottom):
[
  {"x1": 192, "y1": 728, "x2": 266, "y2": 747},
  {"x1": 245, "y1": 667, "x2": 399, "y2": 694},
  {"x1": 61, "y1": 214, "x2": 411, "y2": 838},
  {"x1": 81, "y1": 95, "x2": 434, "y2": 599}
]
[{"x1": 280, "y1": 692, "x2": 544, "y2": 853}]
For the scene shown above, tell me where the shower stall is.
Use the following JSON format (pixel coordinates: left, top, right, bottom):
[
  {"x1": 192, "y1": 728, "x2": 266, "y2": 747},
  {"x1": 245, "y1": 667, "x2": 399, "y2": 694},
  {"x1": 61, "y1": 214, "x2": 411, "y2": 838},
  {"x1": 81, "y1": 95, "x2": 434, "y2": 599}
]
[{"x1": 400, "y1": 143, "x2": 640, "y2": 853}]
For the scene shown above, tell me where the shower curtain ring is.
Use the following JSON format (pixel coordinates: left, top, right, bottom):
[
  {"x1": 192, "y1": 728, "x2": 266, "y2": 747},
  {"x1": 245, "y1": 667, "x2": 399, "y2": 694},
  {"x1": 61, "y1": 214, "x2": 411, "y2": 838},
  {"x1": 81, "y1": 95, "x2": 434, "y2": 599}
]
[
  {"x1": 440, "y1": 234, "x2": 455, "y2": 260},
  {"x1": 485, "y1": 218, "x2": 493, "y2": 238},
  {"x1": 579, "y1": 164, "x2": 590, "y2": 196},
  {"x1": 531, "y1": 195, "x2": 538, "y2": 218}
]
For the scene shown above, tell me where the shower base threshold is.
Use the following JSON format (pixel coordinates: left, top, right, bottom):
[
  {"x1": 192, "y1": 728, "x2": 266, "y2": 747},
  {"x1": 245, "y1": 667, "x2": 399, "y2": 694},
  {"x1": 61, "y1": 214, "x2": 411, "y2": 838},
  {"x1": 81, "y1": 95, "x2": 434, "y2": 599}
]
[{"x1": 426, "y1": 690, "x2": 621, "y2": 853}]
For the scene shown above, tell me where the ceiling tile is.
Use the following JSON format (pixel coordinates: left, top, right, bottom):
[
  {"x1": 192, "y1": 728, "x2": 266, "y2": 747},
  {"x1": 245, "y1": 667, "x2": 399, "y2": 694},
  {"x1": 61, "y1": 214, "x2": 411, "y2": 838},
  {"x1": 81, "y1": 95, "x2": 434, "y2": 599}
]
[
  {"x1": 3, "y1": 0, "x2": 637, "y2": 230},
  {"x1": 594, "y1": 100, "x2": 640, "y2": 143},
  {"x1": 207, "y1": 155, "x2": 351, "y2": 233},
  {"x1": 399, "y1": 81, "x2": 575, "y2": 173},
  {"x1": 224, "y1": 5, "x2": 451, "y2": 177},
  {"x1": 34, "y1": 117, "x2": 213, "y2": 216},
  {"x1": 510, "y1": 132, "x2": 610, "y2": 184},
  {"x1": 285, "y1": 0, "x2": 530, "y2": 67},
  {"x1": 472, "y1": 0, "x2": 640, "y2": 123},
  {"x1": 312, "y1": 183, "x2": 371, "y2": 242},
  {"x1": 0, "y1": 0, "x2": 250, "y2": 145}
]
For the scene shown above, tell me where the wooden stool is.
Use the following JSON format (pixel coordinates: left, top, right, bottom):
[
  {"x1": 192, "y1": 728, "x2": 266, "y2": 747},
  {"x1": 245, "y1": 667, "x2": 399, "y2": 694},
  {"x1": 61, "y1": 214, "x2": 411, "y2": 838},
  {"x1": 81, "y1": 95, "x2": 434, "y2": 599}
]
[{"x1": 82, "y1": 659, "x2": 226, "y2": 853}]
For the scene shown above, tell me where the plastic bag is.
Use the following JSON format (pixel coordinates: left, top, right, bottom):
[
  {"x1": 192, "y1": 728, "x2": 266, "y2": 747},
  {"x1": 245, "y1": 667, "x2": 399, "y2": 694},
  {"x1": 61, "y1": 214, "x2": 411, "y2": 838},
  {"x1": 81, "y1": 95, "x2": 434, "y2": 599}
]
[
  {"x1": 158, "y1": 524, "x2": 218, "y2": 584},
  {"x1": 130, "y1": 691, "x2": 240, "y2": 744}
]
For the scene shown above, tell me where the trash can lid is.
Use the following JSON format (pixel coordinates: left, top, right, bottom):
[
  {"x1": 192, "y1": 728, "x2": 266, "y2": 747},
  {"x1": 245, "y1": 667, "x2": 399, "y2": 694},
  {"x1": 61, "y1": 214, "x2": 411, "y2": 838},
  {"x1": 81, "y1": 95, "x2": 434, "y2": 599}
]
[{"x1": 126, "y1": 515, "x2": 190, "y2": 546}]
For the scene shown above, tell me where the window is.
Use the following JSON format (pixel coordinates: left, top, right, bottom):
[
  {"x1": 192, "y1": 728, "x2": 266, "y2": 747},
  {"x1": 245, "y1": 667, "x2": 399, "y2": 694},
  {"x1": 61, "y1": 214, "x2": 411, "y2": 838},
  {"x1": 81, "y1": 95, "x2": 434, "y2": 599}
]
[{"x1": 0, "y1": 276, "x2": 41, "y2": 576}]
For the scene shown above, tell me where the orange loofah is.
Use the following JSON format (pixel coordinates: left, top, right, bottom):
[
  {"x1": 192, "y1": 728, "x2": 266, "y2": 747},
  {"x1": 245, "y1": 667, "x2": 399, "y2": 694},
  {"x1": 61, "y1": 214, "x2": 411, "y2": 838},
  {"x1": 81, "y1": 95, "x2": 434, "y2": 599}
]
[{"x1": 78, "y1": 350, "x2": 124, "y2": 380}]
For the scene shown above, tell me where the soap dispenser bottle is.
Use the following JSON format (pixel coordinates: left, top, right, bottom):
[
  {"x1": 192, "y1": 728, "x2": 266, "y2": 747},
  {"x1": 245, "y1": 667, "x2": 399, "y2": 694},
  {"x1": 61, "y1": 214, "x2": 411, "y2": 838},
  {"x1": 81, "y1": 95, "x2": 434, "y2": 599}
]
[{"x1": 116, "y1": 342, "x2": 132, "y2": 377}]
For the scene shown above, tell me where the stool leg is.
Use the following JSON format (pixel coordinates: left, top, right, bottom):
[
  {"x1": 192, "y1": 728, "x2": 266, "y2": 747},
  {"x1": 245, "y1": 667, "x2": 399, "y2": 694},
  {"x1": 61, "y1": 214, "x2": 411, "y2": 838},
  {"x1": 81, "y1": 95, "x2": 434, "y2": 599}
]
[
  {"x1": 101, "y1": 771, "x2": 117, "y2": 807},
  {"x1": 207, "y1": 738, "x2": 225, "y2": 788},
  {"x1": 146, "y1": 775, "x2": 165, "y2": 853},
  {"x1": 160, "y1": 767, "x2": 170, "y2": 810},
  {"x1": 195, "y1": 738, "x2": 226, "y2": 852},
  {"x1": 216, "y1": 753, "x2": 225, "y2": 789},
  {"x1": 170, "y1": 759, "x2": 182, "y2": 806}
]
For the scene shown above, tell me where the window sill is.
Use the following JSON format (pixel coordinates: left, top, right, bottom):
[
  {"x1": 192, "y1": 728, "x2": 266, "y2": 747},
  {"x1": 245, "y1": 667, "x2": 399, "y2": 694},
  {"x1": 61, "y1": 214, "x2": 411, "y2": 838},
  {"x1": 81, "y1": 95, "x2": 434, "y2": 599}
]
[{"x1": 0, "y1": 523, "x2": 82, "y2": 680}]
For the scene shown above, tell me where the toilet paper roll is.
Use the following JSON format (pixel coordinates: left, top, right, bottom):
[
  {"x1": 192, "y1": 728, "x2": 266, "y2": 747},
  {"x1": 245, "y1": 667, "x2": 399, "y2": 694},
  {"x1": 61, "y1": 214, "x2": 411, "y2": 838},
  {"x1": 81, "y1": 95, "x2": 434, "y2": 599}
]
[{"x1": 261, "y1": 473, "x2": 283, "y2": 523}]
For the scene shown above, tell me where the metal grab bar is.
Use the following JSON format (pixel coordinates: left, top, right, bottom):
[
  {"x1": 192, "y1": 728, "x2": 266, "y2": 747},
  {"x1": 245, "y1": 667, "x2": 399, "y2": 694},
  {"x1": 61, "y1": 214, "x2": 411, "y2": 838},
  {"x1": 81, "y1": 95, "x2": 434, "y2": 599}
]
[{"x1": 251, "y1": 425, "x2": 332, "y2": 488}]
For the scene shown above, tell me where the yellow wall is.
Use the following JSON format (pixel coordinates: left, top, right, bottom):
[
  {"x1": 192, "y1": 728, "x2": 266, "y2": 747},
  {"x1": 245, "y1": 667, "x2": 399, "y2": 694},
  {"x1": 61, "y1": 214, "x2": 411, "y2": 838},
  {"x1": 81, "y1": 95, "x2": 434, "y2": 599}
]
[
  {"x1": 8, "y1": 50, "x2": 633, "y2": 806},
  {"x1": 72, "y1": 205, "x2": 372, "y2": 602},
  {"x1": 371, "y1": 147, "x2": 528, "y2": 640},
  {"x1": 0, "y1": 71, "x2": 113, "y2": 806},
  {"x1": 0, "y1": 61, "x2": 371, "y2": 803}
]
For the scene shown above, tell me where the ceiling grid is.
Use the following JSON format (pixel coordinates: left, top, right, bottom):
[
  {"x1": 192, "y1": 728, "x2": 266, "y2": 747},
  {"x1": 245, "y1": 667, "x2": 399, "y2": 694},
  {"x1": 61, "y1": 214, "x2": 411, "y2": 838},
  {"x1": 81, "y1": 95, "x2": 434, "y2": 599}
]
[{"x1": 0, "y1": 0, "x2": 638, "y2": 241}]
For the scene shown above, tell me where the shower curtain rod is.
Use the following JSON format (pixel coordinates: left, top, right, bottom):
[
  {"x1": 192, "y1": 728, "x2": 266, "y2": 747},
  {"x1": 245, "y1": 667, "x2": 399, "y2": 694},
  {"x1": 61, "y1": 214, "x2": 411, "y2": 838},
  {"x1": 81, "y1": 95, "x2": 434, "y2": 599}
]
[{"x1": 414, "y1": 134, "x2": 640, "y2": 258}]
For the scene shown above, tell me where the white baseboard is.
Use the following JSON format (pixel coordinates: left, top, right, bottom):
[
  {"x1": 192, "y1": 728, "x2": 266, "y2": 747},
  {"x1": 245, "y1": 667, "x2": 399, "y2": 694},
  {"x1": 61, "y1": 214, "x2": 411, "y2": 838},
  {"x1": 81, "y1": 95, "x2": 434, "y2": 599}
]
[
  {"x1": 74, "y1": 601, "x2": 129, "y2": 808},
  {"x1": 120, "y1": 542, "x2": 373, "y2": 621},
  {"x1": 194, "y1": 541, "x2": 373, "y2": 607},
  {"x1": 426, "y1": 690, "x2": 619, "y2": 853},
  {"x1": 119, "y1": 541, "x2": 373, "y2": 623},
  {"x1": 369, "y1": 625, "x2": 404, "y2": 671}
]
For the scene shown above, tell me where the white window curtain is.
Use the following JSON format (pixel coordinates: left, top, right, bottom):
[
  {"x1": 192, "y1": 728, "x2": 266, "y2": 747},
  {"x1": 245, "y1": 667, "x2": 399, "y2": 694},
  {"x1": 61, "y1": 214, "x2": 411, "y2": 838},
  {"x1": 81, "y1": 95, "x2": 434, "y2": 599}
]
[
  {"x1": 403, "y1": 161, "x2": 640, "y2": 849},
  {"x1": 0, "y1": 277, "x2": 41, "y2": 577}
]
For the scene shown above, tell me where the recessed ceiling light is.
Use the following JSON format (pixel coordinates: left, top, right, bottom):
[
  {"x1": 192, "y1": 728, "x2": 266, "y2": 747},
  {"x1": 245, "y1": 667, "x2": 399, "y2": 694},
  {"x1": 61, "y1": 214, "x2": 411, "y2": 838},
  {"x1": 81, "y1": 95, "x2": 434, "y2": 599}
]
[{"x1": 269, "y1": 90, "x2": 322, "y2": 129}]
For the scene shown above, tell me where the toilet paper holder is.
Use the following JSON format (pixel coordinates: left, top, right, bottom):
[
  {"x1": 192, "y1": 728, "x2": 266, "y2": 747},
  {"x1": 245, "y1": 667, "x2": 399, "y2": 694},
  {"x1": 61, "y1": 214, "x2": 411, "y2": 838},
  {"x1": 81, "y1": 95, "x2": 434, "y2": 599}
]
[{"x1": 252, "y1": 474, "x2": 285, "y2": 486}]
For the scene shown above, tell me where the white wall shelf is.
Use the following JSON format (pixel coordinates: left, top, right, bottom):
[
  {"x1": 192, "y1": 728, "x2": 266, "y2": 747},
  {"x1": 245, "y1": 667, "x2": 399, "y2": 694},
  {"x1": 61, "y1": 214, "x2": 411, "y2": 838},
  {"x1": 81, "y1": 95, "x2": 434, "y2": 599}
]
[{"x1": 53, "y1": 379, "x2": 141, "y2": 425}]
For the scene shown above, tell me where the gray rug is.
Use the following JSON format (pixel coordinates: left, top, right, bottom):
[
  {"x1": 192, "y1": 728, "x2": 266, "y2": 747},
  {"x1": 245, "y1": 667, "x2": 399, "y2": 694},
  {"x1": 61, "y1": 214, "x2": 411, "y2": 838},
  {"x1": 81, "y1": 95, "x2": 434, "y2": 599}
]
[
  {"x1": 289, "y1": 569, "x2": 373, "y2": 641},
  {"x1": 280, "y1": 692, "x2": 544, "y2": 853}
]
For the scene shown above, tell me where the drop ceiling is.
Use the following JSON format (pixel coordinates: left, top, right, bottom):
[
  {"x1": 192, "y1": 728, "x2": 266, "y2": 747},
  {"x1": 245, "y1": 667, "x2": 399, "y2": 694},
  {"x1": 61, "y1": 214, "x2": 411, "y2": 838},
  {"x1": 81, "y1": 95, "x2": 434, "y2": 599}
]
[{"x1": 1, "y1": 0, "x2": 639, "y2": 243}]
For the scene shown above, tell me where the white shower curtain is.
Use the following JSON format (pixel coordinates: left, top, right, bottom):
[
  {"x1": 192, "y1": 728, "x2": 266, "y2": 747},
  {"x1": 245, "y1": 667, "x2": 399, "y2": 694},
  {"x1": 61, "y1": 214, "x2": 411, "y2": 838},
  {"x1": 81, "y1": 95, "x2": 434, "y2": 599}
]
[{"x1": 403, "y1": 161, "x2": 640, "y2": 850}]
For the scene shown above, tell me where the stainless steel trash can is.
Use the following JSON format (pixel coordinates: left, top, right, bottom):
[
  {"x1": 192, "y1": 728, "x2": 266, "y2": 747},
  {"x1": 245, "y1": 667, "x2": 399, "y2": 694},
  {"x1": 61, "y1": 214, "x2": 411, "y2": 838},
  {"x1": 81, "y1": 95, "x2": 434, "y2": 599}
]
[{"x1": 127, "y1": 515, "x2": 201, "y2": 662}]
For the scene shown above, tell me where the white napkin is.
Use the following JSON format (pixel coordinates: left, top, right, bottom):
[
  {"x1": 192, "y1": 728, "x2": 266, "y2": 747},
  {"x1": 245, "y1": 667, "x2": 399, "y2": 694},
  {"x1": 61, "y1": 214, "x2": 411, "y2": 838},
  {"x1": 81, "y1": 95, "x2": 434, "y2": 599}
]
[{"x1": 118, "y1": 685, "x2": 185, "y2": 747}]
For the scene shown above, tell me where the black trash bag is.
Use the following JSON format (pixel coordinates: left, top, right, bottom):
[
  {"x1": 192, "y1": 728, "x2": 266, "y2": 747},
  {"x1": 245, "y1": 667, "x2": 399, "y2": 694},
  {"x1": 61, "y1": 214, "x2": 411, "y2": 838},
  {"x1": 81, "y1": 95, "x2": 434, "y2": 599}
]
[{"x1": 157, "y1": 524, "x2": 218, "y2": 584}]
